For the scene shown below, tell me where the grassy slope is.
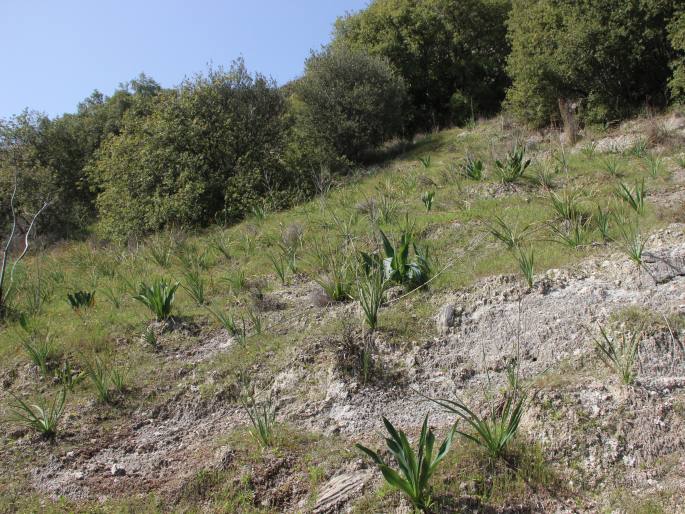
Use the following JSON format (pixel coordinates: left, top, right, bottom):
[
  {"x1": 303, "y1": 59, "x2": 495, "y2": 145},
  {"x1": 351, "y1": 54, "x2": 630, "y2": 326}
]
[{"x1": 0, "y1": 117, "x2": 682, "y2": 512}]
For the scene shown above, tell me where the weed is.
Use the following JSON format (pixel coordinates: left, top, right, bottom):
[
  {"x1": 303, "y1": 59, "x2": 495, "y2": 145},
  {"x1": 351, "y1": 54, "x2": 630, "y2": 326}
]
[
  {"x1": 616, "y1": 219, "x2": 646, "y2": 268},
  {"x1": 549, "y1": 189, "x2": 585, "y2": 222},
  {"x1": 515, "y1": 246, "x2": 535, "y2": 288},
  {"x1": 142, "y1": 327, "x2": 158, "y2": 349},
  {"x1": 83, "y1": 355, "x2": 111, "y2": 404},
  {"x1": 594, "y1": 325, "x2": 642, "y2": 385},
  {"x1": 101, "y1": 286, "x2": 120, "y2": 309},
  {"x1": 182, "y1": 268, "x2": 206, "y2": 305},
  {"x1": 644, "y1": 153, "x2": 663, "y2": 177},
  {"x1": 269, "y1": 253, "x2": 288, "y2": 285},
  {"x1": 603, "y1": 155, "x2": 621, "y2": 177},
  {"x1": 147, "y1": 236, "x2": 173, "y2": 268},
  {"x1": 484, "y1": 216, "x2": 533, "y2": 250},
  {"x1": 209, "y1": 232, "x2": 232, "y2": 260},
  {"x1": 418, "y1": 155, "x2": 431, "y2": 169},
  {"x1": 55, "y1": 360, "x2": 85, "y2": 392},
  {"x1": 21, "y1": 332, "x2": 57, "y2": 378},
  {"x1": 357, "y1": 416, "x2": 454, "y2": 513},
  {"x1": 430, "y1": 392, "x2": 526, "y2": 460},
  {"x1": 6, "y1": 389, "x2": 66, "y2": 439},
  {"x1": 239, "y1": 377, "x2": 276, "y2": 448},
  {"x1": 222, "y1": 269, "x2": 246, "y2": 293},
  {"x1": 378, "y1": 228, "x2": 431, "y2": 290},
  {"x1": 109, "y1": 366, "x2": 127, "y2": 393},
  {"x1": 595, "y1": 205, "x2": 612, "y2": 241},
  {"x1": 548, "y1": 219, "x2": 591, "y2": 249},
  {"x1": 356, "y1": 268, "x2": 386, "y2": 331}
]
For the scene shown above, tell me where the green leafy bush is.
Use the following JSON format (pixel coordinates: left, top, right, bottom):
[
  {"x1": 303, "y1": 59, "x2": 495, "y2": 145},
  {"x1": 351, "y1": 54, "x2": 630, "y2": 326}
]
[
  {"x1": 493, "y1": 146, "x2": 531, "y2": 183},
  {"x1": 377, "y1": 229, "x2": 431, "y2": 290},
  {"x1": 292, "y1": 46, "x2": 407, "y2": 167},
  {"x1": 91, "y1": 60, "x2": 300, "y2": 240}
]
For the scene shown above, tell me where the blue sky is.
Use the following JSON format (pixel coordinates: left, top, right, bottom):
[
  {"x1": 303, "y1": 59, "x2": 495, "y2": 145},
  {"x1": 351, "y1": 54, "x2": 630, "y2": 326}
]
[{"x1": 0, "y1": 0, "x2": 369, "y2": 119}]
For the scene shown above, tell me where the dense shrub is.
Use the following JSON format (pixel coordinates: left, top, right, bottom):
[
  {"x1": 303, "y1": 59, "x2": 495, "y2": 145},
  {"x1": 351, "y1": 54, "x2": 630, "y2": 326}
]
[
  {"x1": 291, "y1": 46, "x2": 407, "y2": 168},
  {"x1": 0, "y1": 75, "x2": 161, "y2": 240},
  {"x1": 91, "y1": 61, "x2": 303, "y2": 241},
  {"x1": 334, "y1": 0, "x2": 511, "y2": 132},
  {"x1": 506, "y1": 0, "x2": 678, "y2": 128},
  {"x1": 669, "y1": 8, "x2": 685, "y2": 101}
]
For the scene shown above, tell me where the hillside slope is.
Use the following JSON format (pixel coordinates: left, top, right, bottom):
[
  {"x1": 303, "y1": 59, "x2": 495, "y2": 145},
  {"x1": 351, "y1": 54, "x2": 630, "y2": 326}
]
[{"x1": 1, "y1": 115, "x2": 685, "y2": 513}]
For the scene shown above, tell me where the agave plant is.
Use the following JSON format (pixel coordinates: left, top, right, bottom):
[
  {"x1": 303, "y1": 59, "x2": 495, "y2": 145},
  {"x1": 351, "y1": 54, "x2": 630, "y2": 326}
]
[
  {"x1": 7, "y1": 389, "x2": 67, "y2": 439},
  {"x1": 429, "y1": 392, "x2": 526, "y2": 460},
  {"x1": 374, "y1": 229, "x2": 431, "y2": 290},
  {"x1": 493, "y1": 145, "x2": 531, "y2": 183},
  {"x1": 357, "y1": 416, "x2": 454, "y2": 513},
  {"x1": 67, "y1": 290, "x2": 96, "y2": 310},
  {"x1": 461, "y1": 155, "x2": 484, "y2": 180},
  {"x1": 133, "y1": 280, "x2": 179, "y2": 321}
]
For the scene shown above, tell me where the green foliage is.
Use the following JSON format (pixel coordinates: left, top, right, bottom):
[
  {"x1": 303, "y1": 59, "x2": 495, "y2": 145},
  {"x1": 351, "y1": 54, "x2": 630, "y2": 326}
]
[
  {"x1": 485, "y1": 216, "x2": 532, "y2": 250},
  {"x1": 83, "y1": 355, "x2": 112, "y2": 404},
  {"x1": 181, "y1": 268, "x2": 206, "y2": 305},
  {"x1": 356, "y1": 416, "x2": 454, "y2": 513},
  {"x1": 430, "y1": 393, "x2": 526, "y2": 459},
  {"x1": 493, "y1": 146, "x2": 531, "y2": 183},
  {"x1": 55, "y1": 360, "x2": 85, "y2": 392},
  {"x1": 643, "y1": 153, "x2": 664, "y2": 177},
  {"x1": 668, "y1": 8, "x2": 685, "y2": 101},
  {"x1": 515, "y1": 246, "x2": 535, "y2": 288},
  {"x1": 6, "y1": 389, "x2": 66, "y2": 439},
  {"x1": 66, "y1": 290, "x2": 95, "y2": 310},
  {"x1": 603, "y1": 155, "x2": 621, "y2": 177},
  {"x1": 421, "y1": 191, "x2": 435, "y2": 212},
  {"x1": 378, "y1": 229, "x2": 431, "y2": 290},
  {"x1": 356, "y1": 268, "x2": 387, "y2": 331},
  {"x1": 594, "y1": 325, "x2": 642, "y2": 385},
  {"x1": 133, "y1": 280, "x2": 179, "y2": 321},
  {"x1": 21, "y1": 332, "x2": 57, "y2": 378},
  {"x1": 616, "y1": 218, "x2": 646, "y2": 268},
  {"x1": 549, "y1": 189, "x2": 585, "y2": 222},
  {"x1": 91, "y1": 60, "x2": 298, "y2": 240},
  {"x1": 334, "y1": 0, "x2": 511, "y2": 131},
  {"x1": 462, "y1": 155, "x2": 485, "y2": 180},
  {"x1": 239, "y1": 376, "x2": 276, "y2": 448},
  {"x1": 506, "y1": 0, "x2": 677, "y2": 127},
  {"x1": 616, "y1": 180, "x2": 646, "y2": 215},
  {"x1": 292, "y1": 46, "x2": 407, "y2": 167},
  {"x1": 418, "y1": 155, "x2": 431, "y2": 169},
  {"x1": 548, "y1": 219, "x2": 592, "y2": 249},
  {"x1": 595, "y1": 205, "x2": 612, "y2": 241},
  {"x1": 315, "y1": 253, "x2": 353, "y2": 303}
]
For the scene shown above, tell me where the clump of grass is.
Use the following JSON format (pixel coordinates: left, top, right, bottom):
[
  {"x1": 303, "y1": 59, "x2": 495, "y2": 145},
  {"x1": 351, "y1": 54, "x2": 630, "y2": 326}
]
[
  {"x1": 429, "y1": 392, "x2": 526, "y2": 460},
  {"x1": 643, "y1": 153, "x2": 663, "y2": 177},
  {"x1": 222, "y1": 269, "x2": 246, "y2": 293},
  {"x1": 101, "y1": 286, "x2": 120, "y2": 309},
  {"x1": 514, "y1": 246, "x2": 535, "y2": 288},
  {"x1": 21, "y1": 332, "x2": 58, "y2": 378},
  {"x1": 356, "y1": 416, "x2": 454, "y2": 513},
  {"x1": 484, "y1": 216, "x2": 533, "y2": 250},
  {"x1": 594, "y1": 325, "x2": 642, "y2": 385},
  {"x1": 549, "y1": 189, "x2": 585, "y2": 223},
  {"x1": 181, "y1": 268, "x2": 206, "y2": 305},
  {"x1": 239, "y1": 375, "x2": 276, "y2": 448},
  {"x1": 595, "y1": 205, "x2": 612, "y2": 241},
  {"x1": 83, "y1": 355, "x2": 111, "y2": 404},
  {"x1": 616, "y1": 218, "x2": 646, "y2": 268},
  {"x1": 133, "y1": 280, "x2": 179, "y2": 321},
  {"x1": 356, "y1": 268, "x2": 386, "y2": 331},
  {"x1": 6, "y1": 389, "x2": 67, "y2": 439},
  {"x1": 315, "y1": 252, "x2": 353, "y2": 303},
  {"x1": 494, "y1": 145, "x2": 531, "y2": 183},
  {"x1": 534, "y1": 166, "x2": 556, "y2": 189},
  {"x1": 142, "y1": 326, "x2": 158, "y2": 349},
  {"x1": 548, "y1": 219, "x2": 592, "y2": 249},
  {"x1": 146, "y1": 235, "x2": 174, "y2": 268},
  {"x1": 209, "y1": 232, "x2": 232, "y2": 260},
  {"x1": 66, "y1": 290, "x2": 95, "y2": 310},
  {"x1": 603, "y1": 155, "x2": 621, "y2": 177},
  {"x1": 418, "y1": 155, "x2": 431, "y2": 168},
  {"x1": 55, "y1": 360, "x2": 85, "y2": 392}
]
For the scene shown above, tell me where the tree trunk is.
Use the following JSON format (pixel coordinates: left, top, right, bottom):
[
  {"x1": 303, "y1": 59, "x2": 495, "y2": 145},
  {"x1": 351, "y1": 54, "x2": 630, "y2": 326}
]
[{"x1": 558, "y1": 97, "x2": 578, "y2": 145}]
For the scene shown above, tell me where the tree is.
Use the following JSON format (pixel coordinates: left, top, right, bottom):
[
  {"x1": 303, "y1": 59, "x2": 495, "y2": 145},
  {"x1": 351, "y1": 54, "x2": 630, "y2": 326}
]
[
  {"x1": 334, "y1": 0, "x2": 511, "y2": 132},
  {"x1": 506, "y1": 0, "x2": 677, "y2": 131},
  {"x1": 91, "y1": 60, "x2": 299, "y2": 241},
  {"x1": 292, "y1": 46, "x2": 407, "y2": 167},
  {"x1": 669, "y1": 7, "x2": 685, "y2": 101}
]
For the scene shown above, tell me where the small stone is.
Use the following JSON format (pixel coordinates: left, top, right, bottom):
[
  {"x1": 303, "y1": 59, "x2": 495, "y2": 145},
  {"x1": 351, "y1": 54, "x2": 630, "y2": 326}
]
[{"x1": 111, "y1": 464, "x2": 126, "y2": 476}]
